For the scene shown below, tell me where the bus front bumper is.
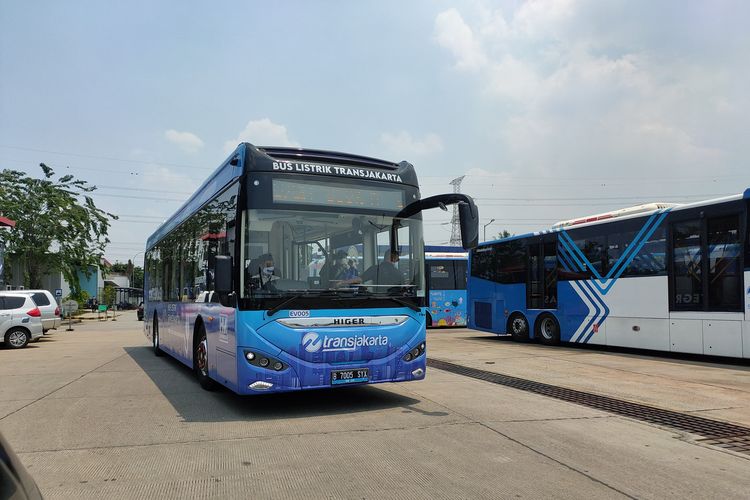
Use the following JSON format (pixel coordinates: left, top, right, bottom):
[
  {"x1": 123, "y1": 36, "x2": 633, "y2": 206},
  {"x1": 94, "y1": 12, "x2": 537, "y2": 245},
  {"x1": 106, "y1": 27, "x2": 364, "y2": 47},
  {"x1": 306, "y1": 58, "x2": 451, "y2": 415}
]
[{"x1": 235, "y1": 346, "x2": 427, "y2": 395}]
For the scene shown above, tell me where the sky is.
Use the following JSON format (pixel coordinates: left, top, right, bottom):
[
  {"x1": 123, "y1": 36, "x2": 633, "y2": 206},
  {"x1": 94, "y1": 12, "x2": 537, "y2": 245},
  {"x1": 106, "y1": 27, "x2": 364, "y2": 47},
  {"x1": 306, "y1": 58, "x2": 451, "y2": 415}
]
[{"x1": 1, "y1": 0, "x2": 749, "y2": 265}]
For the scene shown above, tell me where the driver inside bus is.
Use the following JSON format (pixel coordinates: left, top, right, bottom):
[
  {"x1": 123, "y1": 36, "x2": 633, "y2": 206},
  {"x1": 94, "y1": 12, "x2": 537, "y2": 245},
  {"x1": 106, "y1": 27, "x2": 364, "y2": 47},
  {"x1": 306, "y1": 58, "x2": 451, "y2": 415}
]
[
  {"x1": 339, "y1": 250, "x2": 402, "y2": 287},
  {"x1": 248, "y1": 253, "x2": 280, "y2": 290}
]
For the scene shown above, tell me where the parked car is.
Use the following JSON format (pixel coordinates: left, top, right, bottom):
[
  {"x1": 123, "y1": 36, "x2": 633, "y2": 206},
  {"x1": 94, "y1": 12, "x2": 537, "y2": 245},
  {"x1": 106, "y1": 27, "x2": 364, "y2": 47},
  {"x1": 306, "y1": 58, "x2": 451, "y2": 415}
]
[
  {"x1": 0, "y1": 293, "x2": 44, "y2": 349},
  {"x1": 0, "y1": 431, "x2": 44, "y2": 499},
  {"x1": 137, "y1": 301, "x2": 144, "y2": 321},
  {"x1": 17, "y1": 289, "x2": 60, "y2": 333}
]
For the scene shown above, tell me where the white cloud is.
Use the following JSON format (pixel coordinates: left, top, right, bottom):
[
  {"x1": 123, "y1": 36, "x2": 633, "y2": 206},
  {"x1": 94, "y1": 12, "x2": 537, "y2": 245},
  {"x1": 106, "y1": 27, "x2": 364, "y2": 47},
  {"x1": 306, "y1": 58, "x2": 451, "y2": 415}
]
[
  {"x1": 224, "y1": 118, "x2": 299, "y2": 153},
  {"x1": 380, "y1": 131, "x2": 444, "y2": 158},
  {"x1": 434, "y1": 8, "x2": 488, "y2": 71},
  {"x1": 433, "y1": 3, "x2": 739, "y2": 179},
  {"x1": 164, "y1": 129, "x2": 204, "y2": 153}
]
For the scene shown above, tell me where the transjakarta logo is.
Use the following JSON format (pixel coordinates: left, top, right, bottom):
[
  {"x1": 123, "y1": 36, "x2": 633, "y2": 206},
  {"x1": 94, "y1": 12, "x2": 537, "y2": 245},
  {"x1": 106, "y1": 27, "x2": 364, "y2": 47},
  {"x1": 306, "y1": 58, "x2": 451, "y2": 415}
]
[{"x1": 301, "y1": 332, "x2": 388, "y2": 353}]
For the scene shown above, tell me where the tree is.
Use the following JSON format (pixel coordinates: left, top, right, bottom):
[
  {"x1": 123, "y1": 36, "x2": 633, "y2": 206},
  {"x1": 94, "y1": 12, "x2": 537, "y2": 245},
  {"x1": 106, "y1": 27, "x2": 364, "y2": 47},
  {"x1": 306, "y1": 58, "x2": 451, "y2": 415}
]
[
  {"x1": 131, "y1": 266, "x2": 144, "y2": 289},
  {"x1": 102, "y1": 284, "x2": 116, "y2": 306},
  {"x1": 495, "y1": 229, "x2": 513, "y2": 239},
  {"x1": 0, "y1": 163, "x2": 117, "y2": 291},
  {"x1": 109, "y1": 260, "x2": 143, "y2": 288}
]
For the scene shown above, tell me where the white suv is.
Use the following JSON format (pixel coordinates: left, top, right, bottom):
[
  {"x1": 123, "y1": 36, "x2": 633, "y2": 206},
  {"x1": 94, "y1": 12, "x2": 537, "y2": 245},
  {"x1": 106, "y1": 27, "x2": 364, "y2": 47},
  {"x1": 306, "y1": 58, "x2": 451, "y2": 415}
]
[
  {"x1": 18, "y1": 290, "x2": 60, "y2": 332},
  {"x1": 0, "y1": 293, "x2": 44, "y2": 349}
]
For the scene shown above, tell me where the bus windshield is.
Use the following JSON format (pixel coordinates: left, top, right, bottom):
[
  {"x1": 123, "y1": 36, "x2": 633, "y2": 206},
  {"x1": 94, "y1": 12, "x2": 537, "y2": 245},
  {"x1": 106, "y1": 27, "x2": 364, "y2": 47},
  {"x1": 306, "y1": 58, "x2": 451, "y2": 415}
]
[{"x1": 241, "y1": 208, "x2": 424, "y2": 299}]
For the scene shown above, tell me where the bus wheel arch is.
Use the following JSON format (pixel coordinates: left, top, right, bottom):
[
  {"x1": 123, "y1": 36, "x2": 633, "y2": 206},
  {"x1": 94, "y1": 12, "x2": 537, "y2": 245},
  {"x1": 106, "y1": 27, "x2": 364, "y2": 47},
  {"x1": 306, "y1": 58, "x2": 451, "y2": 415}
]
[
  {"x1": 535, "y1": 313, "x2": 560, "y2": 346},
  {"x1": 152, "y1": 313, "x2": 163, "y2": 356},
  {"x1": 507, "y1": 312, "x2": 530, "y2": 342},
  {"x1": 193, "y1": 318, "x2": 217, "y2": 391}
]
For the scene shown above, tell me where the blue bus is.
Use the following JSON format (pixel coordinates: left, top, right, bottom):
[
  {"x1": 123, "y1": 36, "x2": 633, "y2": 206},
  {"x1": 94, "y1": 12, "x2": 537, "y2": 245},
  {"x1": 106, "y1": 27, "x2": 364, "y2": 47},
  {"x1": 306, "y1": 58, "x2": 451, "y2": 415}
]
[
  {"x1": 468, "y1": 192, "x2": 750, "y2": 358},
  {"x1": 144, "y1": 143, "x2": 478, "y2": 393},
  {"x1": 425, "y1": 246, "x2": 468, "y2": 327}
]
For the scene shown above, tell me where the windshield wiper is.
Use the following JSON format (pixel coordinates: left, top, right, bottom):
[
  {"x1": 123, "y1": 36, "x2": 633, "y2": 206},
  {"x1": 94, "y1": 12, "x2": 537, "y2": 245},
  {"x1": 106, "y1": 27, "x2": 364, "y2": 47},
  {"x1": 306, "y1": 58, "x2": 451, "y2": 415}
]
[
  {"x1": 383, "y1": 296, "x2": 421, "y2": 312},
  {"x1": 266, "y1": 294, "x2": 304, "y2": 317},
  {"x1": 340, "y1": 294, "x2": 421, "y2": 312}
]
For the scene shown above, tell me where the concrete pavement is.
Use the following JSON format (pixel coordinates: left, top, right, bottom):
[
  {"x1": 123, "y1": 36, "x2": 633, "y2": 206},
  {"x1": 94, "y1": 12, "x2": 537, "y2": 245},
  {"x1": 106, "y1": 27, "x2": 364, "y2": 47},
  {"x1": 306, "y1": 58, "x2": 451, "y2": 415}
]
[{"x1": 1, "y1": 316, "x2": 748, "y2": 499}]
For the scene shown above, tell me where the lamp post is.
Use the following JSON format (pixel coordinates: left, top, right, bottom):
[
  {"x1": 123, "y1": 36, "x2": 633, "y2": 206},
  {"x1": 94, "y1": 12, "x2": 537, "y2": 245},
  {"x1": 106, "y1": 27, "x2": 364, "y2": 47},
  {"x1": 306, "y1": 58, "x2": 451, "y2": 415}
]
[{"x1": 483, "y1": 218, "x2": 496, "y2": 242}]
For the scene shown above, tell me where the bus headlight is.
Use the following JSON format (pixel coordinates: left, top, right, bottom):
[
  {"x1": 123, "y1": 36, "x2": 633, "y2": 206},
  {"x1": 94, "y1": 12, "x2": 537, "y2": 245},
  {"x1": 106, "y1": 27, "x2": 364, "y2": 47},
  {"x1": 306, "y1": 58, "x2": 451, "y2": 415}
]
[
  {"x1": 243, "y1": 350, "x2": 287, "y2": 372},
  {"x1": 403, "y1": 341, "x2": 426, "y2": 362}
]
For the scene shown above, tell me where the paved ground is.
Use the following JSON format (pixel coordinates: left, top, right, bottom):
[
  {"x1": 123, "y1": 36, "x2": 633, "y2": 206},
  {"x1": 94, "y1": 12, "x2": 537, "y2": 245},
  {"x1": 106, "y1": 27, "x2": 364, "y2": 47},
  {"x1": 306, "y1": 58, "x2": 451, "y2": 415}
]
[
  {"x1": 427, "y1": 328, "x2": 750, "y2": 427},
  {"x1": 1, "y1": 317, "x2": 749, "y2": 499}
]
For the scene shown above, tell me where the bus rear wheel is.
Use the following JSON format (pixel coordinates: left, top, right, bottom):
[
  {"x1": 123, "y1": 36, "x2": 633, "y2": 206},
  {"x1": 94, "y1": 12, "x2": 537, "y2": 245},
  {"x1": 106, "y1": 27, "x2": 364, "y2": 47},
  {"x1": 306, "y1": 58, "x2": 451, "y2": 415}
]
[
  {"x1": 536, "y1": 314, "x2": 560, "y2": 346},
  {"x1": 508, "y1": 313, "x2": 530, "y2": 342},
  {"x1": 194, "y1": 325, "x2": 217, "y2": 391}
]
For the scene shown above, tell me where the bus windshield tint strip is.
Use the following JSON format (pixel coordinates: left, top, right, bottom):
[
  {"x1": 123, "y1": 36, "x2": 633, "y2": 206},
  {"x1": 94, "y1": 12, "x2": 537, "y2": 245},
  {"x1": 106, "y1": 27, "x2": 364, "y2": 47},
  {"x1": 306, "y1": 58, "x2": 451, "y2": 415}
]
[{"x1": 272, "y1": 178, "x2": 404, "y2": 211}]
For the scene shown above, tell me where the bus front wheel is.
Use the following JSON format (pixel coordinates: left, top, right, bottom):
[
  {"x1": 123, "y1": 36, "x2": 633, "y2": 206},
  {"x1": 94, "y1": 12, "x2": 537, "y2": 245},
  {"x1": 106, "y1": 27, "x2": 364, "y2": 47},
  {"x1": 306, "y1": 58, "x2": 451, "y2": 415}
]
[
  {"x1": 536, "y1": 314, "x2": 560, "y2": 346},
  {"x1": 194, "y1": 324, "x2": 217, "y2": 391},
  {"x1": 508, "y1": 313, "x2": 530, "y2": 342},
  {"x1": 153, "y1": 315, "x2": 163, "y2": 357}
]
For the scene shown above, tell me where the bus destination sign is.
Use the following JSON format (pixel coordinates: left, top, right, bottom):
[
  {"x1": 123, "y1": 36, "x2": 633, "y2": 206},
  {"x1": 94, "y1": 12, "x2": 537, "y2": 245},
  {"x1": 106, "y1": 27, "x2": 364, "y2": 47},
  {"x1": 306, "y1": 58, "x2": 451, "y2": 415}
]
[{"x1": 272, "y1": 161, "x2": 403, "y2": 183}]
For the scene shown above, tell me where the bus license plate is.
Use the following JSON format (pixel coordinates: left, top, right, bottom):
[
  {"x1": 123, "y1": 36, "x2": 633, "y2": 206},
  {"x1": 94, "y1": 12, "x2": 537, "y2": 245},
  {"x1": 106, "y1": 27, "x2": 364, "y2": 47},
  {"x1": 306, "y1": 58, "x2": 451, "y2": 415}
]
[{"x1": 331, "y1": 368, "x2": 369, "y2": 385}]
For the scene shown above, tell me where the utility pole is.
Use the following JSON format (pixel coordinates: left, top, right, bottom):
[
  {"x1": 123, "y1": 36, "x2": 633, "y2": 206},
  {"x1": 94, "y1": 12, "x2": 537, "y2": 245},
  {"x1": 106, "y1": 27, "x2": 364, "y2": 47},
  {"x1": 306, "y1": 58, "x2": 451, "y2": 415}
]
[{"x1": 449, "y1": 176, "x2": 465, "y2": 246}]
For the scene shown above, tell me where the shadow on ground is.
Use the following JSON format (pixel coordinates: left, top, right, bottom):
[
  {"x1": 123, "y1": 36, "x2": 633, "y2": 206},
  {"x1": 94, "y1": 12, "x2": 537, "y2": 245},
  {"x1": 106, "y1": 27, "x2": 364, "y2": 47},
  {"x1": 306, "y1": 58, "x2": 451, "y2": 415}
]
[
  {"x1": 464, "y1": 333, "x2": 750, "y2": 368},
  {"x1": 124, "y1": 346, "x2": 434, "y2": 423}
]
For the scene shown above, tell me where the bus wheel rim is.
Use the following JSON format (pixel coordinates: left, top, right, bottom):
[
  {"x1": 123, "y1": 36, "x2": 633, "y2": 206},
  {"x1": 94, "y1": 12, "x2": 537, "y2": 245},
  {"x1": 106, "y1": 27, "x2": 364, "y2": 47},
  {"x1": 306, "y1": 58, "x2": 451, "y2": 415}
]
[
  {"x1": 197, "y1": 339, "x2": 208, "y2": 375},
  {"x1": 541, "y1": 318, "x2": 554, "y2": 339},
  {"x1": 513, "y1": 318, "x2": 525, "y2": 334},
  {"x1": 9, "y1": 331, "x2": 26, "y2": 347}
]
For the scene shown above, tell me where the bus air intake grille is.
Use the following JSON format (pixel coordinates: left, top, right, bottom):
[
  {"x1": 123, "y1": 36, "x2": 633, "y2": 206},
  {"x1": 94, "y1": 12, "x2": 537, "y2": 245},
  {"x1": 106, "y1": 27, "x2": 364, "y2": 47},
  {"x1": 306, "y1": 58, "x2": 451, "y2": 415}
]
[{"x1": 427, "y1": 358, "x2": 750, "y2": 456}]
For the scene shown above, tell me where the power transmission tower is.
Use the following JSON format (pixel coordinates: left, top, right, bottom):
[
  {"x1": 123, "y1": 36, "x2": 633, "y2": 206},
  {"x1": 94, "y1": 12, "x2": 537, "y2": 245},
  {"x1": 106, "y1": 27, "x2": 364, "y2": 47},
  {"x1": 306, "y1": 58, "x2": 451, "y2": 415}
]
[{"x1": 449, "y1": 175, "x2": 465, "y2": 246}]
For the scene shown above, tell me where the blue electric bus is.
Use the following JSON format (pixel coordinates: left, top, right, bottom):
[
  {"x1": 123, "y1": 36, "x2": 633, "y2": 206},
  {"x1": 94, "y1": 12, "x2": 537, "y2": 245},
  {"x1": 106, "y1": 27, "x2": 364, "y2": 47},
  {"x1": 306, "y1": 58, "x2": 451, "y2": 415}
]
[
  {"x1": 144, "y1": 143, "x2": 478, "y2": 393},
  {"x1": 467, "y1": 192, "x2": 750, "y2": 358},
  {"x1": 425, "y1": 246, "x2": 468, "y2": 327}
]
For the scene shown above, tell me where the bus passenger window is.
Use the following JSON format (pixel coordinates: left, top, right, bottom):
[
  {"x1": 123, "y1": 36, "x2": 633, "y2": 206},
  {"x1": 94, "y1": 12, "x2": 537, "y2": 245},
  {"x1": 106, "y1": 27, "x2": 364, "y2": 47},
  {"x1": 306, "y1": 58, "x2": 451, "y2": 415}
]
[
  {"x1": 672, "y1": 220, "x2": 703, "y2": 310},
  {"x1": 707, "y1": 215, "x2": 742, "y2": 311}
]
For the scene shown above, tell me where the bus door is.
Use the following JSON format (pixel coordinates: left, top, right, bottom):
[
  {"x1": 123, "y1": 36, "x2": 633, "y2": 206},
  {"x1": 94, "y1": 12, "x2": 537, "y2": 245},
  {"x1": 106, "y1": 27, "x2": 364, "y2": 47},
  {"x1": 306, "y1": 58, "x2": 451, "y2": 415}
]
[{"x1": 527, "y1": 237, "x2": 558, "y2": 309}]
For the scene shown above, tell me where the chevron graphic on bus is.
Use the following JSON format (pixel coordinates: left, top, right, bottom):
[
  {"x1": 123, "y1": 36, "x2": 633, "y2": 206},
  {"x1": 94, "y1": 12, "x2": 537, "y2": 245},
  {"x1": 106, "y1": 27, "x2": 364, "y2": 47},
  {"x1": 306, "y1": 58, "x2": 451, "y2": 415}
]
[{"x1": 557, "y1": 208, "x2": 671, "y2": 343}]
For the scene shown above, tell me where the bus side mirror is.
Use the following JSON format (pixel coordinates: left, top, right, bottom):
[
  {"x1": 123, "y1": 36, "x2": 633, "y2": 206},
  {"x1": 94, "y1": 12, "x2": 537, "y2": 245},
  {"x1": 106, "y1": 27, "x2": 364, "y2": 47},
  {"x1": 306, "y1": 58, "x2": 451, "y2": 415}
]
[
  {"x1": 459, "y1": 202, "x2": 479, "y2": 249},
  {"x1": 215, "y1": 255, "x2": 233, "y2": 293}
]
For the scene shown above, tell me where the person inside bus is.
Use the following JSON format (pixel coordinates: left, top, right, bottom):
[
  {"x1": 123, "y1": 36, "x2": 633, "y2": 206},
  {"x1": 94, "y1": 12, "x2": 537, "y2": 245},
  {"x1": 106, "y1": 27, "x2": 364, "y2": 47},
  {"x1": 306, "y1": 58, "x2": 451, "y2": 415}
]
[
  {"x1": 319, "y1": 250, "x2": 348, "y2": 288},
  {"x1": 343, "y1": 258, "x2": 359, "y2": 280},
  {"x1": 248, "y1": 253, "x2": 280, "y2": 290},
  {"x1": 340, "y1": 249, "x2": 402, "y2": 287}
]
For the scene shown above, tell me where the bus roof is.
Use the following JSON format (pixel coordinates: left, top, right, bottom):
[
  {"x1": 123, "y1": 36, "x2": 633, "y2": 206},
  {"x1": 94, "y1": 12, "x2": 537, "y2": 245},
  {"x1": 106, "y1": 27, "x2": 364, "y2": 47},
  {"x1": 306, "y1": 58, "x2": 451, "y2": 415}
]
[
  {"x1": 146, "y1": 143, "x2": 419, "y2": 249},
  {"x1": 476, "y1": 189, "x2": 748, "y2": 248}
]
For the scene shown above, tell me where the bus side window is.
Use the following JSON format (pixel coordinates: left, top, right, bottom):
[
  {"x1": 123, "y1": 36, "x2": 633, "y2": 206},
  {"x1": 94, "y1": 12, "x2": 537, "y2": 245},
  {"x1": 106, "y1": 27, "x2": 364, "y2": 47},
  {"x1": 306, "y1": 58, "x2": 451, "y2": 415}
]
[
  {"x1": 707, "y1": 214, "x2": 742, "y2": 311},
  {"x1": 454, "y1": 260, "x2": 467, "y2": 290},
  {"x1": 672, "y1": 220, "x2": 703, "y2": 310}
]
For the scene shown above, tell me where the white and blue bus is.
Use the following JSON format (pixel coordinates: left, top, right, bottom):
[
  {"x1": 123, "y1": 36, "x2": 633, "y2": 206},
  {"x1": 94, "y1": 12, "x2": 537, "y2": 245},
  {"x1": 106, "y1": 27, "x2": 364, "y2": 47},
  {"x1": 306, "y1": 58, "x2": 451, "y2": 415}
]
[
  {"x1": 144, "y1": 143, "x2": 478, "y2": 394},
  {"x1": 468, "y1": 190, "x2": 750, "y2": 358},
  {"x1": 425, "y1": 246, "x2": 468, "y2": 327}
]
